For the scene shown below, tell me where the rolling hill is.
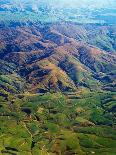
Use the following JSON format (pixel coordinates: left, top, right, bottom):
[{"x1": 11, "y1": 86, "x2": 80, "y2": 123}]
[{"x1": 0, "y1": 23, "x2": 116, "y2": 94}]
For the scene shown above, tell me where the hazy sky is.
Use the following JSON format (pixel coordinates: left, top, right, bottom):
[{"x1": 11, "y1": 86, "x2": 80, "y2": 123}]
[
  {"x1": 1, "y1": 0, "x2": 116, "y2": 24},
  {"x1": 9, "y1": 0, "x2": 116, "y2": 8}
]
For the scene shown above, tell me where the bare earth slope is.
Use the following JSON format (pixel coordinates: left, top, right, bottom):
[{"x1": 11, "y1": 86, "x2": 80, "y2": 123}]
[{"x1": 0, "y1": 23, "x2": 116, "y2": 93}]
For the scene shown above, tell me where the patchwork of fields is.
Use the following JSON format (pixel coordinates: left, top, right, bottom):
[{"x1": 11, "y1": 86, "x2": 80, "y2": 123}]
[{"x1": 0, "y1": 91, "x2": 116, "y2": 154}]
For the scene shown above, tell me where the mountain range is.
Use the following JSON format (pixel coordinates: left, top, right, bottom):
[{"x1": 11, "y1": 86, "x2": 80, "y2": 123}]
[{"x1": 0, "y1": 23, "x2": 116, "y2": 95}]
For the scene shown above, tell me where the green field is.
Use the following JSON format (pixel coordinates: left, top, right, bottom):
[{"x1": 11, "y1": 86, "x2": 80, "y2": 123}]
[{"x1": 0, "y1": 91, "x2": 116, "y2": 155}]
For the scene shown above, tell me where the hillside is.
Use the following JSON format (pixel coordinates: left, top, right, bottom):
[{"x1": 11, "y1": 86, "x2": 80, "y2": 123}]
[{"x1": 0, "y1": 23, "x2": 116, "y2": 94}]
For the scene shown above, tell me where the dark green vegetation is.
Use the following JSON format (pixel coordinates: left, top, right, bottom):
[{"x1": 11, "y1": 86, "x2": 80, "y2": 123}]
[{"x1": 0, "y1": 91, "x2": 116, "y2": 155}]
